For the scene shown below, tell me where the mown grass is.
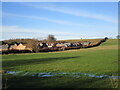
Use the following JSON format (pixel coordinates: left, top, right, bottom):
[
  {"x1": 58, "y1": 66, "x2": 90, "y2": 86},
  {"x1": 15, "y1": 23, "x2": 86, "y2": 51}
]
[
  {"x1": 2, "y1": 49, "x2": 118, "y2": 74},
  {"x1": 100, "y1": 39, "x2": 118, "y2": 46},
  {"x1": 2, "y1": 39, "x2": 119, "y2": 88}
]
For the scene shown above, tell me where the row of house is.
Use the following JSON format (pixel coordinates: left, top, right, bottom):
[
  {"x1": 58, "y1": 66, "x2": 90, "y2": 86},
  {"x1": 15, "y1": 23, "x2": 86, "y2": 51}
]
[
  {"x1": 0, "y1": 43, "x2": 32, "y2": 51},
  {"x1": 38, "y1": 41, "x2": 91, "y2": 48},
  {"x1": 0, "y1": 41, "x2": 91, "y2": 52}
]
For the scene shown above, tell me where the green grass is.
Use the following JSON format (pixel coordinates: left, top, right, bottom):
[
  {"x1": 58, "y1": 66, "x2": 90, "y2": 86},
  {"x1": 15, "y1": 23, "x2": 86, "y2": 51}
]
[
  {"x1": 2, "y1": 39, "x2": 118, "y2": 74},
  {"x1": 100, "y1": 39, "x2": 118, "y2": 46},
  {"x1": 2, "y1": 39, "x2": 119, "y2": 88},
  {"x1": 2, "y1": 49, "x2": 118, "y2": 74}
]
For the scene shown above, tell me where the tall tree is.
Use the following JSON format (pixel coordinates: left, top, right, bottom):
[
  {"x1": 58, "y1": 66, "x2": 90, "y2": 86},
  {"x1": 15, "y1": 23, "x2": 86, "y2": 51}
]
[{"x1": 47, "y1": 34, "x2": 56, "y2": 42}]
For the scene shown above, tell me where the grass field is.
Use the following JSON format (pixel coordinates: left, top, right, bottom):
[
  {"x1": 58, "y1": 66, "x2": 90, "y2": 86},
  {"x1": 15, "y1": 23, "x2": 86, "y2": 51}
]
[{"x1": 2, "y1": 39, "x2": 119, "y2": 88}]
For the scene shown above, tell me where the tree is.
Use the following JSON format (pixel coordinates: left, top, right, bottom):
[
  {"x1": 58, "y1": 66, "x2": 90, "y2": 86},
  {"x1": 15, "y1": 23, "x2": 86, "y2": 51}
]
[
  {"x1": 117, "y1": 35, "x2": 120, "y2": 39},
  {"x1": 29, "y1": 39, "x2": 39, "y2": 53},
  {"x1": 32, "y1": 43, "x2": 39, "y2": 53},
  {"x1": 104, "y1": 37, "x2": 108, "y2": 40},
  {"x1": 11, "y1": 42, "x2": 18, "y2": 45},
  {"x1": 47, "y1": 34, "x2": 56, "y2": 42}
]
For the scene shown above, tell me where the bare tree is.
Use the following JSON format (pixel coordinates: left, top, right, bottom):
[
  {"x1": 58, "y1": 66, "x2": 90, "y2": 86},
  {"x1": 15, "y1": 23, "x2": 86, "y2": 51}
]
[{"x1": 47, "y1": 34, "x2": 56, "y2": 42}]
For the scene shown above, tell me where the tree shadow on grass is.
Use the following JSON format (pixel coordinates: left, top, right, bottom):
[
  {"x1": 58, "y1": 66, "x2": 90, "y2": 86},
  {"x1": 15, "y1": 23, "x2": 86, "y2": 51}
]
[
  {"x1": 3, "y1": 56, "x2": 80, "y2": 68},
  {"x1": 2, "y1": 75, "x2": 112, "y2": 88}
]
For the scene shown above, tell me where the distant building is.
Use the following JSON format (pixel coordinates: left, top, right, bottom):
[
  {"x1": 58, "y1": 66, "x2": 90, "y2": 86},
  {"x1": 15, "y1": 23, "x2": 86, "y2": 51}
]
[
  {"x1": 16, "y1": 43, "x2": 26, "y2": 50},
  {"x1": 46, "y1": 43, "x2": 55, "y2": 48},
  {"x1": 0, "y1": 44, "x2": 9, "y2": 51},
  {"x1": 9, "y1": 43, "x2": 32, "y2": 51},
  {"x1": 81, "y1": 42, "x2": 91, "y2": 46},
  {"x1": 38, "y1": 42, "x2": 48, "y2": 48},
  {"x1": 56, "y1": 43, "x2": 68, "y2": 48},
  {"x1": 9, "y1": 43, "x2": 18, "y2": 50}
]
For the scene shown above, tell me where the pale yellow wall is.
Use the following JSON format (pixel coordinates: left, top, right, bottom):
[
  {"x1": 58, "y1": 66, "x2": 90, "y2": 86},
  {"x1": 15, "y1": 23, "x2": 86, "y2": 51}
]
[{"x1": 16, "y1": 43, "x2": 26, "y2": 50}]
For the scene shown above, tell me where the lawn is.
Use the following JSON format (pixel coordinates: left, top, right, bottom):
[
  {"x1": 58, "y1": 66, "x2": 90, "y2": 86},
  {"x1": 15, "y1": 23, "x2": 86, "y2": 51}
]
[{"x1": 2, "y1": 39, "x2": 119, "y2": 88}]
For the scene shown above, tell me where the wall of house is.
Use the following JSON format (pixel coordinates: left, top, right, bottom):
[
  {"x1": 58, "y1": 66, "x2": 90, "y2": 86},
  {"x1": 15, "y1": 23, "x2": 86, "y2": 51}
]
[
  {"x1": 13, "y1": 44, "x2": 18, "y2": 50},
  {"x1": 16, "y1": 44, "x2": 26, "y2": 50}
]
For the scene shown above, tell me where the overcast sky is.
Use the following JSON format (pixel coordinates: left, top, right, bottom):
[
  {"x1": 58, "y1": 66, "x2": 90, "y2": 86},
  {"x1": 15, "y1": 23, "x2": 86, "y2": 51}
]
[{"x1": 2, "y1": 2, "x2": 118, "y2": 40}]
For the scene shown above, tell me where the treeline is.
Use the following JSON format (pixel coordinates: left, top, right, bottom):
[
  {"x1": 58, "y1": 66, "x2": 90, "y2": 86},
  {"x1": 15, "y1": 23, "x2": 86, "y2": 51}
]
[{"x1": 1, "y1": 37, "x2": 108, "y2": 54}]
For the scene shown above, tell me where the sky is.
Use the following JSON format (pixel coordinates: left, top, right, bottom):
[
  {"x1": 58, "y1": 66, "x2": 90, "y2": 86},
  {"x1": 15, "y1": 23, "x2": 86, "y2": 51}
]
[{"x1": 1, "y1": 2, "x2": 118, "y2": 40}]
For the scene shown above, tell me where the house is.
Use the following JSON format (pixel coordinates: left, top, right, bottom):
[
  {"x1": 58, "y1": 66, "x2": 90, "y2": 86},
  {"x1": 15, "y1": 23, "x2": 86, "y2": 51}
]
[
  {"x1": 46, "y1": 43, "x2": 56, "y2": 48},
  {"x1": 81, "y1": 41, "x2": 91, "y2": 46},
  {"x1": 9, "y1": 43, "x2": 18, "y2": 50},
  {"x1": 9, "y1": 43, "x2": 32, "y2": 51},
  {"x1": 16, "y1": 43, "x2": 26, "y2": 50},
  {"x1": 64, "y1": 43, "x2": 71, "y2": 47},
  {"x1": 73, "y1": 42, "x2": 83, "y2": 47},
  {"x1": 9, "y1": 43, "x2": 19, "y2": 50},
  {"x1": 38, "y1": 42, "x2": 48, "y2": 48},
  {"x1": 0, "y1": 44, "x2": 9, "y2": 51},
  {"x1": 56, "y1": 43, "x2": 68, "y2": 48}
]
